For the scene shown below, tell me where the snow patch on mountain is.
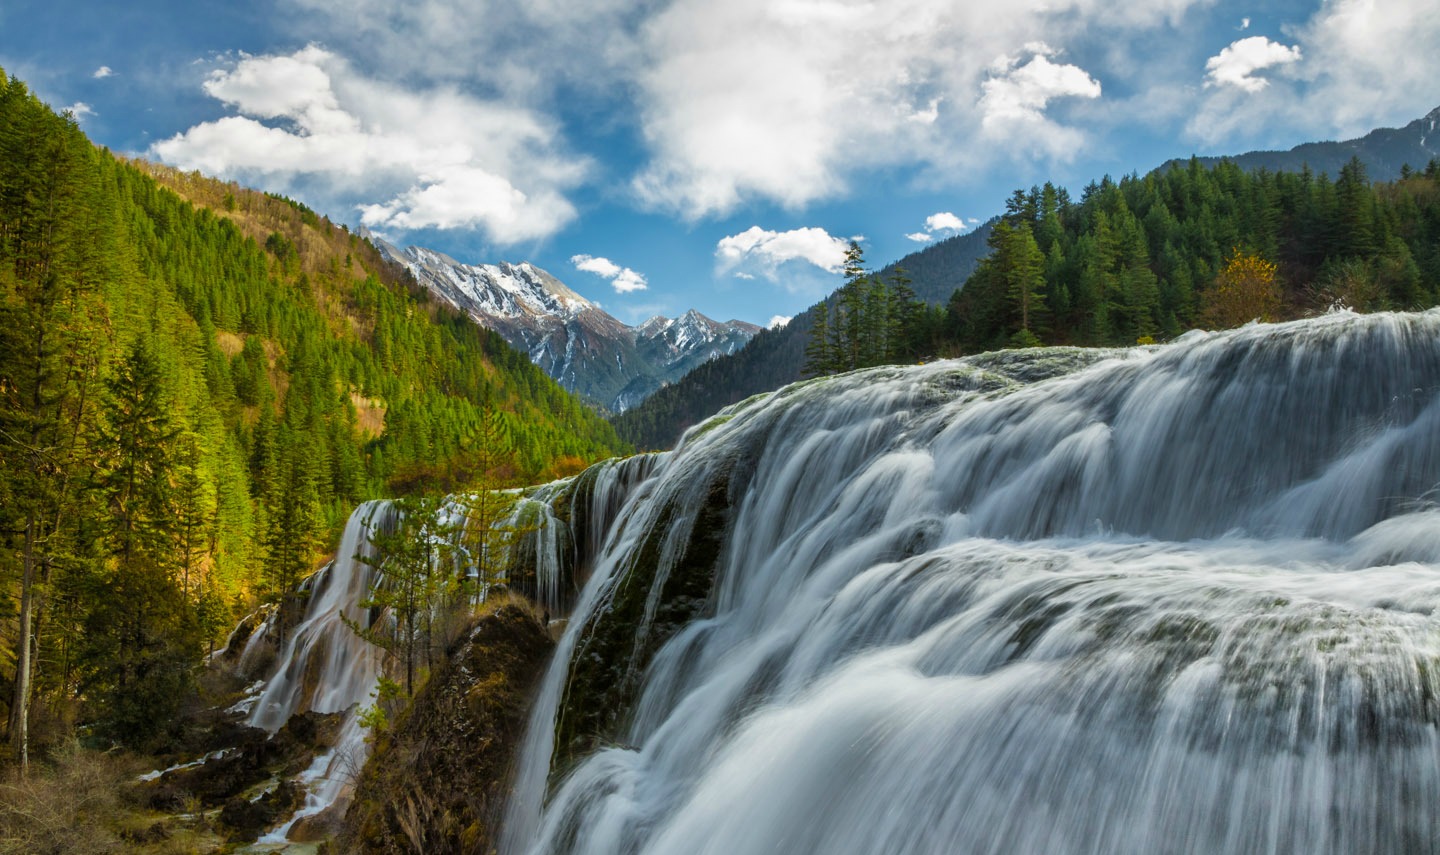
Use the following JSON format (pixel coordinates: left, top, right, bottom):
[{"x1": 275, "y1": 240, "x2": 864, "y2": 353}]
[{"x1": 371, "y1": 237, "x2": 760, "y2": 412}]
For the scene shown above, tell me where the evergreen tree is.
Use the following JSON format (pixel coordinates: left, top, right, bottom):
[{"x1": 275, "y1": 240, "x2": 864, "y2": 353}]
[{"x1": 998, "y1": 222, "x2": 1048, "y2": 342}]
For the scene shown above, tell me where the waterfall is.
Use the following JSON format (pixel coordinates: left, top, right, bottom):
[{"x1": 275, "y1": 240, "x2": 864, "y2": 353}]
[
  {"x1": 244, "y1": 499, "x2": 394, "y2": 840},
  {"x1": 504, "y1": 453, "x2": 666, "y2": 616},
  {"x1": 503, "y1": 310, "x2": 1440, "y2": 855}
]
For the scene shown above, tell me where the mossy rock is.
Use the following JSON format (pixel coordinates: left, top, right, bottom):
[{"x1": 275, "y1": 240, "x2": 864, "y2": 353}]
[
  {"x1": 552, "y1": 450, "x2": 749, "y2": 773},
  {"x1": 338, "y1": 603, "x2": 553, "y2": 855}
]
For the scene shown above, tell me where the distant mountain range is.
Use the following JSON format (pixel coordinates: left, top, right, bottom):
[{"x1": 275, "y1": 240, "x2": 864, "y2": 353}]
[
  {"x1": 1164, "y1": 106, "x2": 1440, "y2": 180},
  {"x1": 374, "y1": 240, "x2": 761, "y2": 412}
]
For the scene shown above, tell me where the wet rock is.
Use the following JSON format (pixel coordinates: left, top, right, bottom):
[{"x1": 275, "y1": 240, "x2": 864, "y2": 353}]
[
  {"x1": 290, "y1": 802, "x2": 346, "y2": 842},
  {"x1": 338, "y1": 603, "x2": 553, "y2": 854},
  {"x1": 219, "y1": 780, "x2": 303, "y2": 843},
  {"x1": 141, "y1": 708, "x2": 344, "y2": 812}
]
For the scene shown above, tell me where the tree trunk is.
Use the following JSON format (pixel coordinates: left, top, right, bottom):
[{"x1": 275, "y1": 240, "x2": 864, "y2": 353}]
[{"x1": 9, "y1": 513, "x2": 38, "y2": 774}]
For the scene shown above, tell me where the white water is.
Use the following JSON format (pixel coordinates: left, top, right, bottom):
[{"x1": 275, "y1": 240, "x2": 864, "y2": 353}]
[
  {"x1": 245, "y1": 499, "x2": 393, "y2": 840},
  {"x1": 504, "y1": 454, "x2": 665, "y2": 616},
  {"x1": 503, "y1": 311, "x2": 1440, "y2": 855}
]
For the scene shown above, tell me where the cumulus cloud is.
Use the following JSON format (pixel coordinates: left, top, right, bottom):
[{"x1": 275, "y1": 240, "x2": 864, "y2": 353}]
[
  {"x1": 92, "y1": 66, "x2": 114, "y2": 79},
  {"x1": 907, "y1": 211, "x2": 971, "y2": 242},
  {"x1": 925, "y1": 212, "x2": 967, "y2": 233},
  {"x1": 979, "y1": 48, "x2": 1102, "y2": 156},
  {"x1": 571, "y1": 254, "x2": 648, "y2": 293},
  {"x1": 1189, "y1": 0, "x2": 1440, "y2": 146},
  {"x1": 767, "y1": 315, "x2": 792, "y2": 329},
  {"x1": 628, "y1": 0, "x2": 1156, "y2": 219},
  {"x1": 152, "y1": 45, "x2": 584, "y2": 245},
  {"x1": 272, "y1": 0, "x2": 1249, "y2": 221},
  {"x1": 715, "y1": 226, "x2": 850, "y2": 293},
  {"x1": 65, "y1": 102, "x2": 95, "y2": 121},
  {"x1": 1204, "y1": 36, "x2": 1302, "y2": 93}
]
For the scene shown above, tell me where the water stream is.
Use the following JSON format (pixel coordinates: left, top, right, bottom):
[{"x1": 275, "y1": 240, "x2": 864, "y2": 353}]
[{"x1": 246, "y1": 499, "x2": 392, "y2": 842}]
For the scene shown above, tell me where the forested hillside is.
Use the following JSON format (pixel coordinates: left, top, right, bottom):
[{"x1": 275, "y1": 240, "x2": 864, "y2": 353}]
[
  {"x1": 952, "y1": 157, "x2": 1440, "y2": 351},
  {"x1": 618, "y1": 155, "x2": 1440, "y2": 451},
  {"x1": 1162, "y1": 106, "x2": 1440, "y2": 185},
  {"x1": 0, "y1": 71, "x2": 627, "y2": 757},
  {"x1": 611, "y1": 314, "x2": 814, "y2": 450},
  {"x1": 612, "y1": 232, "x2": 987, "y2": 450}
]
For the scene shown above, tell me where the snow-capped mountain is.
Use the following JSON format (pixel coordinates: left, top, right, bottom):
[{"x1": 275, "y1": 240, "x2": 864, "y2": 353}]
[{"x1": 373, "y1": 239, "x2": 760, "y2": 412}]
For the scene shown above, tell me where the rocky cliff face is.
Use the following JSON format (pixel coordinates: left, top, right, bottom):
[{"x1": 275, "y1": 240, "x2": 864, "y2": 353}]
[
  {"x1": 338, "y1": 601, "x2": 553, "y2": 855},
  {"x1": 374, "y1": 239, "x2": 760, "y2": 412}
]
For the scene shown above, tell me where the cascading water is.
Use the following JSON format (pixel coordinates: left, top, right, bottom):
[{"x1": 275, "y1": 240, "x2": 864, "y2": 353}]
[
  {"x1": 505, "y1": 454, "x2": 666, "y2": 617},
  {"x1": 225, "y1": 457, "x2": 658, "y2": 844},
  {"x1": 245, "y1": 499, "x2": 394, "y2": 840},
  {"x1": 502, "y1": 310, "x2": 1440, "y2": 855}
]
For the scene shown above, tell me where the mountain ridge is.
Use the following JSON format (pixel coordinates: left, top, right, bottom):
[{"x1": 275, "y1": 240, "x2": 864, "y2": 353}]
[
  {"x1": 1162, "y1": 105, "x2": 1440, "y2": 180},
  {"x1": 374, "y1": 238, "x2": 761, "y2": 412}
]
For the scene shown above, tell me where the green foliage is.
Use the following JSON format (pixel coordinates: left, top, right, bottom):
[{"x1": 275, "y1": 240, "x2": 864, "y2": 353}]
[
  {"x1": 803, "y1": 243, "x2": 929, "y2": 377},
  {"x1": 358, "y1": 675, "x2": 404, "y2": 743},
  {"x1": 0, "y1": 67, "x2": 628, "y2": 755},
  {"x1": 949, "y1": 159, "x2": 1440, "y2": 349}
]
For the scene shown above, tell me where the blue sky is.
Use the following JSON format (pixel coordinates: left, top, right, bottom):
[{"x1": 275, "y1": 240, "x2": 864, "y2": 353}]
[{"x1": 4, "y1": 0, "x2": 1437, "y2": 327}]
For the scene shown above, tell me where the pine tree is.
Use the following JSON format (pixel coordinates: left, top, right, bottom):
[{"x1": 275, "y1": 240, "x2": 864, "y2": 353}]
[{"x1": 993, "y1": 221, "x2": 1047, "y2": 344}]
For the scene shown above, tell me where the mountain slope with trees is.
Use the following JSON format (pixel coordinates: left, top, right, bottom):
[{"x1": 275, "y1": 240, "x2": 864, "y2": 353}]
[
  {"x1": 0, "y1": 69, "x2": 627, "y2": 764},
  {"x1": 611, "y1": 229, "x2": 990, "y2": 450},
  {"x1": 950, "y1": 157, "x2": 1440, "y2": 351},
  {"x1": 1163, "y1": 105, "x2": 1440, "y2": 183},
  {"x1": 618, "y1": 146, "x2": 1440, "y2": 451}
]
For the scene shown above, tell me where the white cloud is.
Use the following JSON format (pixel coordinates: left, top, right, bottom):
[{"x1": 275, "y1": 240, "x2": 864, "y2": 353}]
[
  {"x1": 979, "y1": 50, "x2": 1102, "y2": 156},
  {"x1": 715, "y1": 226, "x2": 850, "y2": 293},
  {"x1": 1240, "y1": 17, "x2": 1251, "y2": 30},
  {"x1": 767, "y1": 315, "x2": 792, "y2": 329},
  {"x1": 628, "y1": 0, "x2": 1158, "y2": 219},
  {"x1": 65, "y1": 102, "x2": 95, "y2": 121},
  {"x1": 271, "y1": 0, "x2": 1245, "y2": 221},
  {"x1": 92, "y1": 66, "x2": 114, "y2": 79},
  {"x1": 1286, "y1": 0, "x2": 1440, "y2": 131},
  {"x1": 571, "y1": 254, "x2": 648, "y2": 293},
  {"x1": 152, "y1": 45, "x2": 584, "y2": 245},
  {"x1": 907, "y1": 210, "x2": 970, "y2": 242},
  {"x1": 924, "y1": 212, "x2": 967, "y2": 233},
  {"x1": 1189, "y1": 0, "x2": 1440, "y2": 146},
  {"x1": 1204, "y1": 36, "x2": 1302, "y2": 93}
]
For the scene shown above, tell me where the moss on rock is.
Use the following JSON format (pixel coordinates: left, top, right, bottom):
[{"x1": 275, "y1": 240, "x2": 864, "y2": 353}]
[
  {"x1": 337, "y1": 602, "x2": 553, "y2": 855},
  {"x1": 551, "y1": 456, "x2": 742, "y2": 773}
]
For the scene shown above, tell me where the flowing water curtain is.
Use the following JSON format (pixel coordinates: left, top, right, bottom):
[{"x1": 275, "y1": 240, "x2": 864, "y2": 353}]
[{"x1": 504, "y1": 309, "x2": 1440, "y2": 855}]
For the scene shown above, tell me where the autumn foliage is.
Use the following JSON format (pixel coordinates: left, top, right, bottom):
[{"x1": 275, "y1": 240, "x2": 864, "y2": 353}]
[{"x1": 1203, "y1": 248, "x2": 1283, "y2": 329}]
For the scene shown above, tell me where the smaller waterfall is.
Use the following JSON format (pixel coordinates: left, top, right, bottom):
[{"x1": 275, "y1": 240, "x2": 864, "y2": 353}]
[
  {"x1": 212, "y1": 452, "x2": 665, "y2": 845},
  {"x1": 244, "y1": 499, "x2": 394, "y2": 840},
  {"x1": 503, "y1": 454, "x2": 666, "y2": 617},
  {"x1": 506, "y1": 489, "x2": 570, "y2": 617}
]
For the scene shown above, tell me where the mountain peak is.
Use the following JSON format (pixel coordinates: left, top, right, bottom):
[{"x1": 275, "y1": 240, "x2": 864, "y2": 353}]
[
  {"x1": 374, "y1": 241, "x2": 761, "y2": 412},
  {"x1": 371, "y1": 238, "x2": 596, "y2": 322}
]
